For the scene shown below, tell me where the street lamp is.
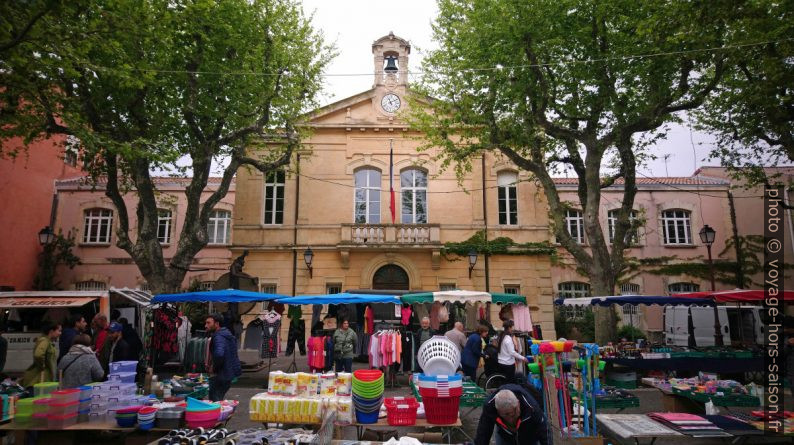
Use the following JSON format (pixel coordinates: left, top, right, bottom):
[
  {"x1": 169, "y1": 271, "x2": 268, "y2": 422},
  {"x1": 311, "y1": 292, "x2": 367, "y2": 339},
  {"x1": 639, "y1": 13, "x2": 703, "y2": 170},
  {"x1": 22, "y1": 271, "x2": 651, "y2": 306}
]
[
  {"x1": 303, "y1": 247, "x2": 314, "y2": 278},
  {"x1": 38, "y1": 226, "x2": 55, "y2": 246},
  {"x1": 468, "y1": 249, "x2": 478, "y2": 278},
  {"x1": 698, "y1": 224, "x2": 722, "y2": 346}
]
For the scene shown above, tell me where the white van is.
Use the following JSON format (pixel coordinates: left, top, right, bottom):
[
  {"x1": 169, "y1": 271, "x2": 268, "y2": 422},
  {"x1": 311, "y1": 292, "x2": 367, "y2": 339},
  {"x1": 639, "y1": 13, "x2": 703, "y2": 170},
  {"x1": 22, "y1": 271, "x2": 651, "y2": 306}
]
[
  {"x1": 664, "y1": 305, "x2": 764, "y2": 347},
  {"x1": 0, "y1": 289, "x2": 151, "y2": 375}
]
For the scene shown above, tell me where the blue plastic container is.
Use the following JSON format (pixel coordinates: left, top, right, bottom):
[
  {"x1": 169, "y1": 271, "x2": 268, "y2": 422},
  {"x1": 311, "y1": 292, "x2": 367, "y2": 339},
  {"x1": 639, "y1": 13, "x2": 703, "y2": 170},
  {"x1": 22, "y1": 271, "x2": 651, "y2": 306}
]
[
  {"x1": 116, "y1": 416, "x2": 136, "y2": 427},
  {"x1": 138, "y1": 420, "x2": 154, "y2": 431},
  {"x1": 355, "y1": 409, "x2": 380, "y2": 424}
]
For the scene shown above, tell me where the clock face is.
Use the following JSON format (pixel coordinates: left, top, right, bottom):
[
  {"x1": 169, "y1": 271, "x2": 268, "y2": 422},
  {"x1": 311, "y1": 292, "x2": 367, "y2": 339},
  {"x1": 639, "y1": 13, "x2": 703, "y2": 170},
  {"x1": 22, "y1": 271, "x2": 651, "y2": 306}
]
[{"x1": 381, "y1": 94, "x2": 401, "y2": 113}]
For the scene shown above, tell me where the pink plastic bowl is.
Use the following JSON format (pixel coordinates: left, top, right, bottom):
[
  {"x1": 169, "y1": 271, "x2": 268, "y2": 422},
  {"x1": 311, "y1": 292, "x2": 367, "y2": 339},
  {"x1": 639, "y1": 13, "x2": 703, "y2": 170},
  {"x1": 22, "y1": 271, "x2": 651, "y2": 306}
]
[{"x1": 185, "y1": 408, "x2": 220, "y2": 422}]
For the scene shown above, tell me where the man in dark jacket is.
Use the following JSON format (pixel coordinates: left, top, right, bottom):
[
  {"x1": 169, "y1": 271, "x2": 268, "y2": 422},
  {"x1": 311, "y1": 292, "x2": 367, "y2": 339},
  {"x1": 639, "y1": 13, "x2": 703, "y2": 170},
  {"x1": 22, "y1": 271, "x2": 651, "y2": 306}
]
[
  {"x1": 59, "y1": 314, "x2": 87, "y2": 363},
  {"x1": 99, "y1": 322, "x2": 132, "y2": 374},
  {"x1": 475, "y1": 384, "x2": 548, "y2": 445},
  {"x1": 206, "y1": 313, "x2": 242, "y2": 401}
]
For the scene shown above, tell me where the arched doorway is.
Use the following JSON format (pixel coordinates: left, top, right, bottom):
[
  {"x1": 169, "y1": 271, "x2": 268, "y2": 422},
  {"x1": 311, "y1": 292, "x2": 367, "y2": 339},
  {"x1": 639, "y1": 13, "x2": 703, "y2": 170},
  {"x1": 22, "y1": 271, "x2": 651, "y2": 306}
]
[{"x1": 372, "y1": 264, "x2": 409, "y2": 290}]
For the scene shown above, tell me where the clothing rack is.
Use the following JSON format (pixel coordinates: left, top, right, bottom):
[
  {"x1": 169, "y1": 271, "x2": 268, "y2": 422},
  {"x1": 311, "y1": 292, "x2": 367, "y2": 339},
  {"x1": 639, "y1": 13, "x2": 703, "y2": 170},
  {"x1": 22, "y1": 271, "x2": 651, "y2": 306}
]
[{"x1": 372, "y1": 323, "x2": 405, "y2": 389}]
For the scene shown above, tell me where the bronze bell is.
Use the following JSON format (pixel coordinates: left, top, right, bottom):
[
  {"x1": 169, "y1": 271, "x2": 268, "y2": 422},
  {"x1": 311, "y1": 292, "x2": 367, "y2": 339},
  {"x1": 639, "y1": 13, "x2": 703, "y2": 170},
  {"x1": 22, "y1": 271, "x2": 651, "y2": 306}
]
[{"x1": 384, "y1": 56, "x2": 398, "y2": 73}]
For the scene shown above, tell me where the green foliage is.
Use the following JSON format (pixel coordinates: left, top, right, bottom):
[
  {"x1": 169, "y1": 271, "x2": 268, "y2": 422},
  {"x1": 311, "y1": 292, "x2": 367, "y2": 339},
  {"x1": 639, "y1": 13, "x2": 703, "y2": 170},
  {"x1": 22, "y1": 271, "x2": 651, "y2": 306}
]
[
  {"x1": 33, "y1": 231, "x2": 81, "y2": 290},
  {"x1": 617, "y1": 324, "x2": 646, "y2": 342},
  {"x1": 442, "y1": 230, "x2": 556, "y2": 260},
  {"x1": 1, "y1": 0, "x2": 333, "y2": 293},
  {"x1": 412, "y1": 0, "x2": 736, "y2": 342},
  {"x1": 554, "y1": 307, "x2": 594, "y2": 343},
  {"x1": 694, "y1": 0, "x2": 794, "y2": 179}
]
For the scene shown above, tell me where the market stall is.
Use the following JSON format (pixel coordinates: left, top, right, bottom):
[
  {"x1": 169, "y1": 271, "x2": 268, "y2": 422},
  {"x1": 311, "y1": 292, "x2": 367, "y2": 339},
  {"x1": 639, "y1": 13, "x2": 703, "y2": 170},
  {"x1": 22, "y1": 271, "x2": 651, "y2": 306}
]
[{"x1": 151, "y1": 289, "x2": 288, "y2": 372}]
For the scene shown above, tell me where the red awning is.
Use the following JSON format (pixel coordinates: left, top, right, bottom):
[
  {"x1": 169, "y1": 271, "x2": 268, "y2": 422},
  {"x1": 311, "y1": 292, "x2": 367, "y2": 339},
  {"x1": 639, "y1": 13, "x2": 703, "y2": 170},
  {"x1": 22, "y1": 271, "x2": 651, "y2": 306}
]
[
  {"x1": 673, "y1": 289, "x2": 794, "y2": 303},
  {"x1": 0, "y1": 297, "x2": 98, "y2": 308}
]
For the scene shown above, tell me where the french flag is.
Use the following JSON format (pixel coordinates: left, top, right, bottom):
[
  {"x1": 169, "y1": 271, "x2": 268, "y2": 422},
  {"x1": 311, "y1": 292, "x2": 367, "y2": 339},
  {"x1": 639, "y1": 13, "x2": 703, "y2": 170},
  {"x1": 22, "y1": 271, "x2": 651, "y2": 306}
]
[{"x1": 389, "y1": 139, "x2": 396, "y2": 224}]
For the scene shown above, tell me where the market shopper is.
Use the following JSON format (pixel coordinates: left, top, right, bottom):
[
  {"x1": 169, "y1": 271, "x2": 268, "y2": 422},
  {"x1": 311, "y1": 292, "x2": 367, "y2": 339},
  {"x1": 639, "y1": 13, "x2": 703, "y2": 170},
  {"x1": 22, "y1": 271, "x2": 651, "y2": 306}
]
[
  {"x1": 99, "y1": 322, "x2": 132, "y2": 374},
  {"x1": 496, "y1": 320, "x2": 527, "y2": 383},
  {"x1": 59, "y1": 314, "x2": 87, "y2": 363},
  {"x1": 444, "y1": 322, "x2": 467, "y2": 352},
  {"x1": 58, "y1": 334, "x2": 104, "y2": 388},
  {"x1": 461, "y1": 324, "x2": 489, "y2": 381},
  {"x1": 206, "y1": 313, "x2": 242, "y2": 401},
  {"x1": 118, "y1": 317, "x2": 143, "y2": 360},
  {"x1": 415, "y1": 316, "x2": 435, "y2": 373},
  {"x1": 21, "y1": 322, "x2": 61, "y2": 388},
  {"x1": 91, "y1": 314, "x2": 109, "y2": 355},
  {"x1": 475, "y1": 384, "x2": 549, "y2": 445},
  {"x1": 333, "y1": 319, "x2": 357, "y2": 372}
]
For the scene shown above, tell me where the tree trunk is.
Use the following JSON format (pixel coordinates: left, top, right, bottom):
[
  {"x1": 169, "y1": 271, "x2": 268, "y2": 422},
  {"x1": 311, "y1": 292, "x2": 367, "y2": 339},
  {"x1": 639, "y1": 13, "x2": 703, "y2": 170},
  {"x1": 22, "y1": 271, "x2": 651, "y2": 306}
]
[{"x1": 589, "y1": 276, "x2": 618, "y2": 344}]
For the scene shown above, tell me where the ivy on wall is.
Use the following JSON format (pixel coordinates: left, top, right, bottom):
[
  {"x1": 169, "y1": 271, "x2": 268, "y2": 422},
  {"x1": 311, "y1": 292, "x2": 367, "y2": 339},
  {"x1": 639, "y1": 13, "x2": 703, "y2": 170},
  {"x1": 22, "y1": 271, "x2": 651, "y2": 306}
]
[{"x1": 441, "y1": 230, "x2": 557, "y2": 261}]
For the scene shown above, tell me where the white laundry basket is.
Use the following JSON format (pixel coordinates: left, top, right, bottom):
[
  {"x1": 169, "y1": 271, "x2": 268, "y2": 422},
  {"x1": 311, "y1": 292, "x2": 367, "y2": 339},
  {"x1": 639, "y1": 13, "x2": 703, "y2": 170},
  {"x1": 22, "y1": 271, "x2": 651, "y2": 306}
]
[{"x1": 417, "y1": 336, "x2": 461, "y2": 376}]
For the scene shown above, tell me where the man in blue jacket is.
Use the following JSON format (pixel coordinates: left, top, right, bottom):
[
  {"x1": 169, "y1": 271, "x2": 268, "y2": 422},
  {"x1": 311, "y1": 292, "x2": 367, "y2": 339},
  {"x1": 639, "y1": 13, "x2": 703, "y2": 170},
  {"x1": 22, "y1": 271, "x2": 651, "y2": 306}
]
[
  {"x1": 475, "y1": 384, "x2": 549, "y2": 445},
  {"x1": 205, "y1": 313, "x2": 242, "y2": 401}
]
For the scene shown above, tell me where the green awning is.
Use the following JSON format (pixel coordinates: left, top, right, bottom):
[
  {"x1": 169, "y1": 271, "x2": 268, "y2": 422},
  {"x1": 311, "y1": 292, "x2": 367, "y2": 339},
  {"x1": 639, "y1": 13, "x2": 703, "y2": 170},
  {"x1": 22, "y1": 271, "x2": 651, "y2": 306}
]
[
  {"x1": 491, "y1": 293, "x2": 527, "y2": 304},
  {"x1": 400, "y1": 290, "x2": 527, "y2": 305}
]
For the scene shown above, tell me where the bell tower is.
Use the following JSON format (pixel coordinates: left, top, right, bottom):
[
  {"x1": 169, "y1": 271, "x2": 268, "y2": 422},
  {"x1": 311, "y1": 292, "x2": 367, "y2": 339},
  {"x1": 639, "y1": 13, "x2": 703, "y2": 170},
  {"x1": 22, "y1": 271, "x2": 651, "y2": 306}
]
[{"x1": 372, "y1": 32, "x2": 410, "y2": 91}]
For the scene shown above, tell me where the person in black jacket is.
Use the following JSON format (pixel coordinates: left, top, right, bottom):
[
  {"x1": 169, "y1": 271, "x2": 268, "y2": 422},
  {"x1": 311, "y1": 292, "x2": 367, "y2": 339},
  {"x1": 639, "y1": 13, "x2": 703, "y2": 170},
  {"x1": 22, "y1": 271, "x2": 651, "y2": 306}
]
[{"x1": 474, "y1": 384, "x2": 549, "y2": 445}]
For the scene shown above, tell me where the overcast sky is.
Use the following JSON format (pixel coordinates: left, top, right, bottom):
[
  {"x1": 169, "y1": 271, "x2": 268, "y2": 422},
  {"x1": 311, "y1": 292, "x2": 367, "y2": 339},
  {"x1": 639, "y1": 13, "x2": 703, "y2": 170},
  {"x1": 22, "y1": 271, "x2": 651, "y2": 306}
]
[{"x1": 300, "y1": 0, "x2": 721, "y2": 178}]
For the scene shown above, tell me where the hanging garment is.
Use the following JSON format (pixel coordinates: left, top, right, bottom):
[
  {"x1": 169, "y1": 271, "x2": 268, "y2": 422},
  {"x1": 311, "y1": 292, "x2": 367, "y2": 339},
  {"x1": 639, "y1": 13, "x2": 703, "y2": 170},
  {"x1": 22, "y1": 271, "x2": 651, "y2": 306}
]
[
  {"x1": 356, "y1": 304, "x2": 366, "y2": 325},
  {"x1": 153, "y1": 307, "x2": 179, "y2": 354},
  {"x1": 262, "y1": 319, "x2": 281, "y2": 359},
  {"x1": 243, "y1": 318, "x2": 264, "y2": 350},
  {"x1": 429, "y1": 302, "x2": 443, "y2": 330},
  {"x1": 285, "y1": 319, "x2": 306, "y2": 356},
  {"x1": 512, "y1": 304, "x2": 533, "y2": 332},
  {"x1": 177, "y1": 316, "x2": 192, "y2": 363},
  {"x1": 364, "y1": 306, "x2": 374, "y2": 334},
  {"x1": 401, "y1": 332, "x2": 414, "y2": 372},
  {"x1": 413, "y1": 303, "x2": 429, "y2": 324},
  {"x1": 307, "y1": 336, "x2": 326, "y2": 370},
  {"x1": 324, "y1": 336, "x2": 335, "y2": 371},
  {"x1": 311, "y1": 305, "x2": 323, "y2": 328},
  {"x1": 401, "y1": 306, "x2": 412, "y2": 326},
  {"x1": 465, "y1": 303, "x2": 478, "y2": 331}
]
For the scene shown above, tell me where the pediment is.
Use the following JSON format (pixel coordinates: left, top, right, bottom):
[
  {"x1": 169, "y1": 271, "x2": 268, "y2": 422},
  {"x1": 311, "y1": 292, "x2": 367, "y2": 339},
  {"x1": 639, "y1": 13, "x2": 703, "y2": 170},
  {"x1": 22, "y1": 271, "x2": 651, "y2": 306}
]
[{"x1": 302, "y1": 88, "x2": 432, "y2": 128}]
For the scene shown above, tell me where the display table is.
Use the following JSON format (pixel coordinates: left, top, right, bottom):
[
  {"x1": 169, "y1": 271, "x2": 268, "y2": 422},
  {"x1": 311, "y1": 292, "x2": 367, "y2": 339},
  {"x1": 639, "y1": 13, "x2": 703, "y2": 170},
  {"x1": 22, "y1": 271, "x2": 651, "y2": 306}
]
[
  {"x1": 0, "y1": 420, "x2": 231, "y2": 445},
  {"x1": 596, "y1": 414, "x2": 682, "y2": 445},
  {"x1": 351, "y1": 417, "x2": 464, "y2": 444}
]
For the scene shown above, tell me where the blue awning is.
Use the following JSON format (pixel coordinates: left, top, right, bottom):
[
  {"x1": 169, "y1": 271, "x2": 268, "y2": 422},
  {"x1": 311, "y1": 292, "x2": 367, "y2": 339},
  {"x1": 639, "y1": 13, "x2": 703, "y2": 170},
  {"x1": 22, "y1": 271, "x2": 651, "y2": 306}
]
[
  {"x1": 276, "y1": 292, "x2": 400, "y2": 305},
  {"x1": 554, "y1": 296, "x2": 715, "y2": 306},
  {"x1": 152, "y1": 289, "x2": 287, "y2": 303}
]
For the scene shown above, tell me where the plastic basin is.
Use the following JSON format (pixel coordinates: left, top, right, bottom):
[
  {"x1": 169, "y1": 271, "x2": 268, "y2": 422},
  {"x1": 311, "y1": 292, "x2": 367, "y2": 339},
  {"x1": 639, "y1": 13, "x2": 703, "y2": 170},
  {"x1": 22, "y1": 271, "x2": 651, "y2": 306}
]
[
  {"x1": 186, "y1": 397, "x2": 220, "y2": 412},
  {"x1": 185, "y1": 408, "x2": 220, "y2": 422},
  {"x1": 355, "y1": 409, "x2": 380, "y2": 424},
  {"x1": 353, "y1": 370, "x2": 383, "y2": 382}
]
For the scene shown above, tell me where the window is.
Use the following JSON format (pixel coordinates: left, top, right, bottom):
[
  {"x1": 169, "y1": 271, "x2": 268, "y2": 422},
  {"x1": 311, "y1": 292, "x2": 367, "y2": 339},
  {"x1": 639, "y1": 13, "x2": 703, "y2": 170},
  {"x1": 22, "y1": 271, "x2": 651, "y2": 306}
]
[
  {"x1": 354, "y1": 168, "x2": 381, "y2": 224},
  {"x1": 564, "y1": 210, "x2": 585, "y2": 244},
  {"x1": 620, "y1": 283, "x2": 641, "y2": 295},
  {"x1": 661, "y1": 209, "x2": 692, "y2": 245},
  {"x1": 668, "y1": 282, "x2": 700, "y2": 294},
  {"x1": 439, "y1": 283, "x2": 457, "y2": 291},
  {"x1": 608, "y1": 210, "x2": 639, "y2": 244},
  {"x1": 264, "y1": 171, "x2": 285, "y2": 225},
  {"x1": 207, "y1": 210, "x2": 231, "y2": 244},
  {"x1": 558, "y1": 281, "x2": 590, "y2": 299},
  {"x1": 504, "y1": 285, "x2": 521, "y2": 295},
  {"x1": 83, "y1": 208, "x2": 113, "y2": 244},
  {"x1": 326, "y1": 283, "x2": 342, "y2": 294},
  {"x1": 157, "y1": 209, "x2": 173, "y2": 244},
  {"x1": 260, "y1": 283, "x2": 277, "y2": 309},
  {"x1": 401, "y1": 168, "x2": 427, "y2": 224},
  {"x1": 198, "y1": 281, "x2": 214, "y2": 291},
  {"x1": 75, "y1": 280, "x2": 107, "y2": 291},
  {"x1": 622, "y1": 304, "x2": 639, "y2": 326},
  {"x1": 64, "y1": 135, "x2": 79, "y2": 167},
  {"x1": 498, "y1": 172, "x2": 518, "y2": 225}
]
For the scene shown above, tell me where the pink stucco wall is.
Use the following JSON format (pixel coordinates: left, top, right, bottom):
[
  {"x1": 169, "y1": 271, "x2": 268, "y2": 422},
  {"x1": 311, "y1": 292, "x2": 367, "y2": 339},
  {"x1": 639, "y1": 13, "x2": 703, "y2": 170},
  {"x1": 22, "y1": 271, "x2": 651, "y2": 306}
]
[
  {"x1": 552, "y1": 176, "x2": 736, "y2": 332},
  {"x1": 0, "y1": 136, "x2": 83, "y2": 290},
  {"x1": 53, "y1": 178, "x2": 234, "y2": 290}
]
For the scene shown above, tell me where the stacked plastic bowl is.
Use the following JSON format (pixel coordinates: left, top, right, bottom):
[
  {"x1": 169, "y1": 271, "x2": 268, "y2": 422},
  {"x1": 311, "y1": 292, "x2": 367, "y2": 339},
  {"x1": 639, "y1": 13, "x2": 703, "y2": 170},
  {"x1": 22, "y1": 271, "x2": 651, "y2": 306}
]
[
  {"x1": 352, "y1": 369, "x2": 384, "y2": 424},
  {"x1": 137, "y1": 406, "x2": 158, "y2": 430},
  {"x1": 115, "y1": 405, "x2": 142, "y2": 428},
  {"x1": 185, "y1": 397, "x2": 220, "y2": 428}
]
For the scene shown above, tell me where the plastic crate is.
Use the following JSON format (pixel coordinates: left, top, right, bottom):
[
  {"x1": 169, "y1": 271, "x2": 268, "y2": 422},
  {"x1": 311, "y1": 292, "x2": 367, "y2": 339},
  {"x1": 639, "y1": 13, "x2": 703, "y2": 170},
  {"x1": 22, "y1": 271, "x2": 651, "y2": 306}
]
[{"x1": 384, "y1": 397, "x2": 418, "y2": 426}]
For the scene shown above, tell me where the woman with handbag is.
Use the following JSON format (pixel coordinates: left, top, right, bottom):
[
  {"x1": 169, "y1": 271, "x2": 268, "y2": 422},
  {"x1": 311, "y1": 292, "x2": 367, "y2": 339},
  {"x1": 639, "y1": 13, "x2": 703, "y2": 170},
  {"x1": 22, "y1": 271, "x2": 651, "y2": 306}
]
[{"x1": 58, "y1": 334, "x2": 104, "y2": 388}]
